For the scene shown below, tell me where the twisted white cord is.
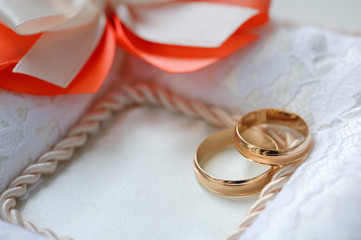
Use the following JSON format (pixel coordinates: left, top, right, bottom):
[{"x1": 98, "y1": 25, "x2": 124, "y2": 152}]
[
  {"x1": 223, "y1": 163, "x2": 300, "y2": 240},
  {"x1": 0, "y1": 83, "x2": 301, "y2": 240}
]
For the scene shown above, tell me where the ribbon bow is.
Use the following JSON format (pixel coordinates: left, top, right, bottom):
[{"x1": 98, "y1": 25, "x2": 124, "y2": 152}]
[{"x1": 0, "y1": 0, "x2": 270, "y2": 95}]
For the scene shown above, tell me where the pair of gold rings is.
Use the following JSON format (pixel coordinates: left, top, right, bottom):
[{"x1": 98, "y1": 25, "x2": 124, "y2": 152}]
[{"x1": 194, "y1": 109, "x2": 312, "y2": 196}]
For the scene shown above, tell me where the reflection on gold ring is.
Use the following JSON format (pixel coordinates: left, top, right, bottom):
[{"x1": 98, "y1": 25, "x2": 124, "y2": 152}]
[
  {"x1": 235, "y1": 108, "x2": 311, "y2": 166},
  {"x1": 194, "y1": 128, "x2": 278, "y2": 196}
]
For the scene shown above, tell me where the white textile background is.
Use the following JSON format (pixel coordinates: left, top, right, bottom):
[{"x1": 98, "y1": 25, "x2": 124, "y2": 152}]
[
  {"x1": 0, "y1": 220, "x2": 48, "y2": 240},
  {"x1": 1, "y1": 1, "x2": 361, "y2": 239},
  {"x1": 11, "y1": 22, "x2": 361, "y2": 240}
]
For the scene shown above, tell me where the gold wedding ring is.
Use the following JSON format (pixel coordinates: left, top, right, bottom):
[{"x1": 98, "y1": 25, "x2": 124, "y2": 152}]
[
  {"x1": 194, "y1": 108, "x2": 311, "y2": 196},
  {"x1": 194, "y1": 128, "x2": 278, "y2": 196},
  {"x1": 235, "y1": 109, "x2": 311, "y2": 166}
]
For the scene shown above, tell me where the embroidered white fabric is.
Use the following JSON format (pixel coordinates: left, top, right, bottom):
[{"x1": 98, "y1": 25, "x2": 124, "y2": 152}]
[
  {"x1": 1, "y1": 22, "x2": 361, "y2": 240},
  {"x1": 0, "y1": 90, "x2": 91, "y2": 192}
]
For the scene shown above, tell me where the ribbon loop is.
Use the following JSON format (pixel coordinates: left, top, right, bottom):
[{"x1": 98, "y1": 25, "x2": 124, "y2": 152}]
[
  {"x1": 0, "y1": 0, "x2": 106, "y2": 88},
  {"x1": 0, "y1": 0, "x2": 87, "y2": 35},
  {"x1": 116, "y1": 1, "x2": 258, "y2": 48},
  {"x1": 13, "y1": 14, "x2": 106, "y2": 88}
]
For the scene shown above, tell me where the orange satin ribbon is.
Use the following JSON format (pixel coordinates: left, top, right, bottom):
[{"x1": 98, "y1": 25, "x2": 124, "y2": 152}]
[
  {"x1": 0, "y1": 0, "x2": 269, "y2": 95},
  {"x1": 114, "y1": 0, "x2": 270, "y2": 73}
]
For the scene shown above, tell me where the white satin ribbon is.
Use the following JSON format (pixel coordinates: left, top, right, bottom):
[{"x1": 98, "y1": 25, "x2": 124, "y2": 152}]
[
  {"x1": 0, "y1": 0, "x2": 105, "y2": 88},
  {"x1": 115, "y1": 1, "x2": 258, "y2": 48}
]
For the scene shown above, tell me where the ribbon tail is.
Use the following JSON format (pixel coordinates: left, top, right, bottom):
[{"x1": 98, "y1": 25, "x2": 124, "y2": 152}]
[{"x1": 13, "y1": 14, "x2": 106, "y2": 88}]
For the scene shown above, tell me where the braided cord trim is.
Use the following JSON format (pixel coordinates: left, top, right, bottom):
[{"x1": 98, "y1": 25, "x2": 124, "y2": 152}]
[{"x1": 0, "y1": 83, "x2": 301, "y2": 240}]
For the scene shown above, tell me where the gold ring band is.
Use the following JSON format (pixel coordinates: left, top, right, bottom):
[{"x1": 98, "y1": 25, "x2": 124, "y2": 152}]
[
  {"x1": 235, "y1": 108, "x2": 311, "y2": 166},
  {"x1": 194, "y1": 128, "x2": 278, "y2": 196}
]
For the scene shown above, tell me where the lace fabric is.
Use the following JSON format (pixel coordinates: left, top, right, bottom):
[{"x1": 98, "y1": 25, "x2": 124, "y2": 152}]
[
  {"x1": 0, "y1": 91, "x2": 94, "y2": 189},
  {"x1": 1, "y1": 22, "x2": 361, "y2": 239},
  {"x1": 0, "y1": 52, "x2": 123, "y2": 193}
]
